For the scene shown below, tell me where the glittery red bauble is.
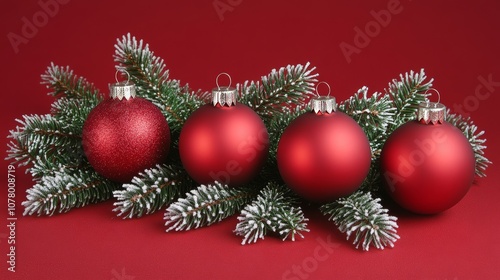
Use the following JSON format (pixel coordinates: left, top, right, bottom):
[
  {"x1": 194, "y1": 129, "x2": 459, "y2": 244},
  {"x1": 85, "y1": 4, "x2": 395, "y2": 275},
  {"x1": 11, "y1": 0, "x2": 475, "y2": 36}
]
[
  {"x1": 380, "y1": 121, "x2": 475, "y2": 214},
  {"x1": 179, "y1": 104, "x2": 269, "y2": 186},
  {"x1": 277, "y1": 111, "x2": 371, "y2": 202},
  {"x1": 82, "y1": 97, "x2": 170, "y2": 183}
]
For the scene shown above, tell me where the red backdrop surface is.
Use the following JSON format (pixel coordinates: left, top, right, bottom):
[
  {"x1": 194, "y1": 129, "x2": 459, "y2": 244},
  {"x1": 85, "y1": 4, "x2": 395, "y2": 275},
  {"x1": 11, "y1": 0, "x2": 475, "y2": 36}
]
[{"x1": 1, "y1": 0, "x2": 499, "y2": 279}]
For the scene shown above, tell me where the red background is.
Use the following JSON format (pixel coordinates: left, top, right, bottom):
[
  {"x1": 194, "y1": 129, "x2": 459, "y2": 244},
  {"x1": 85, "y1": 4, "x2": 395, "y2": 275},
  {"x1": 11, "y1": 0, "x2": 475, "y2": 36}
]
[{"x1": 1, "y1": 0, "x2": 499, "y2": 279}]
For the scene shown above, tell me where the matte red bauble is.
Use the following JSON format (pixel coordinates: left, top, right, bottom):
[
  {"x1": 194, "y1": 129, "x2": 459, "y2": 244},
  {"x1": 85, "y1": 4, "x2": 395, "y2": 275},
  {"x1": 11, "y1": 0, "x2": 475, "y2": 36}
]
[
  {"x1": 179, "y1": 80, "x2": 269, "y2": 186},
  {"x1": 277, "y1": 95, "x2": 371, "y2": 202},
  {"x1": 82, "y1": 80, "x2": 170, "y2": 183},
  {"x1": 380, "y1": 101, "x2": 475, "y2": 214}
]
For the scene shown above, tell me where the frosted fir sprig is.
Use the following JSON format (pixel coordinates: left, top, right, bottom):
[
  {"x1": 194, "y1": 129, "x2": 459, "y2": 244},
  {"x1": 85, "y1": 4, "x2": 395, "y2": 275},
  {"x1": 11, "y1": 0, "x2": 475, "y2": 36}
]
[
  {"x1": 7, "y1": 63, "x2": 100, "y2": 174},
  {"x1": 238, "y1": 62, "x2": 318, "y2": 120},
  {"x1": 6, "y1": 114, "x2": 82, "y2": 169},
  {"x1": 320, "y1": 191, "x2": 400, "y2": 251},
  {"x1": 113, "y1": 33, "x2": 178, "y2": 96},
  {"x1": 22, "y1": 169, "x2": 119, "y2": 216},
  {"x1": 113, "y1": 164, "x2": 194, "y2": 218},
  {"x1": 446, "y1": 111, "x2": 491, "y2": 177},
  {"x1": 339, "y1": 86, "x2": 396, "y2": 155},
  {"x1": 27, "y1": 150, "x2": 86, "y2": 180},
  {"x1": 114, "y1": 33, "x2": 209, "y2": 133},
  {"x1": 340, "y1": 86, "x2": 396, "y2": 133},
  {"x1": 42, "y1": 63, "x2": 102, "y2": 131},
  {"x1": 50, "y1": 95, "x2": 102, "y2": 129},
  {"x1": 385, "y1": 68, "x2": 433, "y2": 129},
  {"x1": 41, "y1": 62, "x2": 100, "y2": 99},
  {"x1": 164, "y1": 182, "x2": 255, "y2": 231},
  {"x1": 234, "y1": 183, "x2": 309, "y2": 245}
]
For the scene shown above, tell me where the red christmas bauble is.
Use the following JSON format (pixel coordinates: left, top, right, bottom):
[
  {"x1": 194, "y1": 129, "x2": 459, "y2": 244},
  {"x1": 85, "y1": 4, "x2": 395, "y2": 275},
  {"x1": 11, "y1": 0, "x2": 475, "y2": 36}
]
[
  {"x1": 380, "y1": 102, "x2": 475, "y2": 214},
  {"x1": 277, "y1": 98, "x2": 371, "y2": 202},
  {"x1": 179, "y1": 102, "x2": 269, "y2": 187},
  {"x1": 82, "y1": 83, "x2": 170, "y2": 183}
]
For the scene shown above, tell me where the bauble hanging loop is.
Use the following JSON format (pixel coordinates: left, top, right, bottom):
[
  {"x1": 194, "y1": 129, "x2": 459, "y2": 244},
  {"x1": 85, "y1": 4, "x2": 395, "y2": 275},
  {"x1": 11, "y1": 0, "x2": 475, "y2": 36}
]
[
  {"x1": 310, "y1": 82, "x2": 336, "y2": 114},
  {"x1": 212, "y1": 72, "x2": 236, "y2": 106},
  {"x1": 110, "y1": 69, "x2": 136, "y2": 100},
  {"x1": 417, "y1": 88, "x2": 446, "y2": 124}
]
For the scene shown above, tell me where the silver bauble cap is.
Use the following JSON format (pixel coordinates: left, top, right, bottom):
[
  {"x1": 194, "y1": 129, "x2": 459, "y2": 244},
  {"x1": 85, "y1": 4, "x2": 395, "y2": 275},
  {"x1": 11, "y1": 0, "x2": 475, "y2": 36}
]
[
  {"x1": 212, "y1": 86, "x2": 237, "y2": 107},
  {"x1": 417, "y1": 101, "x2": 446, "y2": 124},
  {"x1": 309, "y1": 96, "x2": 337, "y2": 114},
  {"x1": 110, "y1": 82, "x2": 136, "y2": 100}
]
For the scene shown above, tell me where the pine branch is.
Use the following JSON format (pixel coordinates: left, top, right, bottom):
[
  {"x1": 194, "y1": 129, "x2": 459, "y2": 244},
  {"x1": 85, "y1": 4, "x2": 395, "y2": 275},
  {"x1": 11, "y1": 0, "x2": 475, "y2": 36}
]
[
  {"x1": 339, "y1": 86, "x2": 395, "y2": 154},
  {"x1": 6, "y1": 128, "x2": 34, "y2": 168},
  {"x1": 340, "y1": 87, "x2": 395, "y2": 134},
  {"x1": 164, "y1": 182, "x2": 255, "y2": 231},
  {"x1": 234, "y1": 182, "x2": 309, "y2": 245},
  {"x1": 6, "y1": 114, "x2": 82, "y2": 168},
  {"x1": 114, "y1": 33, "x2": 209, "y2": 132},
  {"x1": 42, "y1": 63, "x2": 102, "y2": 129},
  {"x1": 238, "y1": 62, "x2": 318, "y2": 121},
  {"x1": 50, "y1": 95, "x2": 101, "y2": 130},
  {"x1": 260, "y1": 107, "x2": 305, "y2": 180},
  {"x1": 385, "y1": 69, "x2": 433, "y2": 130},
  {"x1": 446, "y1": 111, "x2": 491, "y2": 177},
  {"x1": 22, "y1": 168, "x2": 119, "y2": 216},
  {"x1": 113, "y1": 33, "x2": 175, "y2": 97},
  {"x1": 26, "y1": 149, "x2": 86, "y2": 180},
  {"x1": 113, "y1": 164, "x2": 194, "y2": 218},
  {"x1": 41, "y1": 62, "x2": 100, "y2": 99},
  {"x1": 320, "y1": 191, "x2": 399, "y2": 251},
  {"x1": 8, "y1": 64, "x2": 100, "y2": 174}
]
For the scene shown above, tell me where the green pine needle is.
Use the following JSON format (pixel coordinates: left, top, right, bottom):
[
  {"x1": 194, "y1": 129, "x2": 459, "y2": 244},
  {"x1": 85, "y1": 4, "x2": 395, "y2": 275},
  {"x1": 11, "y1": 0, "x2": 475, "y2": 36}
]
[
  {"x1": 114, "y1": 33, "x2": 209, "y2": 132},
  {"x1": 386, "y1": 68, "x2": 433, "y2": 130},
  {"x1": 320, "y1": 191, "x2": 399, "y2": 251},
  {"x1": 339, "y1": 86, "x2": 396, "y2": 162},
  {"x1": 41, "y1": 62, "x2": 100, "y2": 99},
  {"x1": 164, "y1": 182, "x2": 255, "y2": 231},
  {"x1": 51, "y1": 96, "x2": 102, "y2": 129},
  {"x1": 113, "y1": 164, "x2": 194, "y2": 218},
  {"x1": 6, "y1": 114, "x2": 82, "y2": 169},
  {"x1": 234, "y1": 182, "x2": 309, "y2": 245},
  {"x1": 113, "y1": 33, "x2": 176, "y2": 95},
  {"x1": 239, "y1": 62, "x2": 318, "y2": 121},
  {"x1": 22, "y1": 168, "x2": 119, "y2": 216},
  {"x1": 446, "y1": 111, "x2": 491, "y2": 177}
]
